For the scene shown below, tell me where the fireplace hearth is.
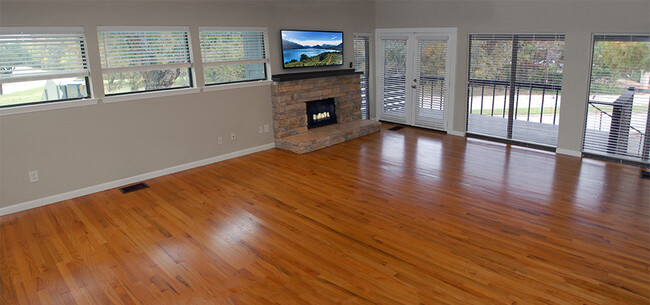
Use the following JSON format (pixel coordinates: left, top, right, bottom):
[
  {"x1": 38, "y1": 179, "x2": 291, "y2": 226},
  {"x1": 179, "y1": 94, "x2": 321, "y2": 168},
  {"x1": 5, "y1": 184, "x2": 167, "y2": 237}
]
[{"x1": 307, "y1": 98, "x2": 337, "y2": 129}]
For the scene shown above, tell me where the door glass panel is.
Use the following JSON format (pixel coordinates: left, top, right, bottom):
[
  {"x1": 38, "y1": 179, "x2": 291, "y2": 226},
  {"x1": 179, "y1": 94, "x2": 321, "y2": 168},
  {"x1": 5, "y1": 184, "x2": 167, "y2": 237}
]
[
  {"x1": 381, "y1": 39, "x2": 408, "y2": 122},
  {"x1": 414, "y1": 39, "x2": 448, "y2": 130}
]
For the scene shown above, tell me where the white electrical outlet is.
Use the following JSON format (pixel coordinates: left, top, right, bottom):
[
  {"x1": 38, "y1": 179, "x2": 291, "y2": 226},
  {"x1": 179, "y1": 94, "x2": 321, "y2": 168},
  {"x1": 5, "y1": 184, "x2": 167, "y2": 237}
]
[
  {"x1": 258, "y1": 125, "x2": 263, "y2": 134},
  {"x1": 217, "y1": 136, "x2": 223, "y2": 144},
  {"x1": 264, "y1": 124, "x2": 270, "y2": 133},
  {"x1": 28, "y1": 170, "x2": 39, "y2": 183},
  {"x1": 230, "y1": 132, "x2": 236, "y2": 141}
]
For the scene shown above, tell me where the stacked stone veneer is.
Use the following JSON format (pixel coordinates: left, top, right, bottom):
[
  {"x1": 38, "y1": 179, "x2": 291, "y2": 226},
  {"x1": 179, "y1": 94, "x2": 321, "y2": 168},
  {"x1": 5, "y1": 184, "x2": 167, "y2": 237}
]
[{"x1": 271, "y1": 73, "x2": 380, "y2": 154}]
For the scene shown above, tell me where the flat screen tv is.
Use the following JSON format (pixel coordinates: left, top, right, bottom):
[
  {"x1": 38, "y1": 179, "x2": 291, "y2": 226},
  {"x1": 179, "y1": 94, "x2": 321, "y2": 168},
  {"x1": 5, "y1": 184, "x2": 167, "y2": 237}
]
[{"x1": 281, "y1": 30, "x2": 343, "y2": 69}]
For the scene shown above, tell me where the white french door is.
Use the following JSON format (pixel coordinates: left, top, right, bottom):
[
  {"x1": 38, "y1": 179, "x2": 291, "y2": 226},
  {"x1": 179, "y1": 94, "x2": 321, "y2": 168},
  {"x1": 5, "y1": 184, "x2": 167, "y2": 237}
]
[{"x1": 377, "y1": 29, "x2": 456, "y2": 131}]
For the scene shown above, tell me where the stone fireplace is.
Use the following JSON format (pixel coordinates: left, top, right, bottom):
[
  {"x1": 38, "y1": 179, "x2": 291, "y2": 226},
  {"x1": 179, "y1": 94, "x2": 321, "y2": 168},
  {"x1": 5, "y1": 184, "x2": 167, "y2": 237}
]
[{"x1": 271, "y1": 69, "x2": 381, "y2": 154}]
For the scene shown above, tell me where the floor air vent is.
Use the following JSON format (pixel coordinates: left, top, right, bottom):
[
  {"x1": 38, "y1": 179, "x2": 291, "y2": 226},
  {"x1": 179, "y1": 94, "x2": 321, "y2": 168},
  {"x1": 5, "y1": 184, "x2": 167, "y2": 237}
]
[
  {"x1": 119, "y1": 182, "x2": 149, "y2": 194},
  {"x1": 641, "y1": 170, "x2": 650, "y2": 180},
  {"x1": 388, "y1": 126, "x2": 404, "y2": 131}
]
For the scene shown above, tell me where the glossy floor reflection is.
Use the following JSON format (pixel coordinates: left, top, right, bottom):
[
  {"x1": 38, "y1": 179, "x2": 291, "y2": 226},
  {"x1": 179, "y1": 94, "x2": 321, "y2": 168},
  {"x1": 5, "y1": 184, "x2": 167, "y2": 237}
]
[{"x1": 2, "y1": 123, "x2": 648, "y2": 304}]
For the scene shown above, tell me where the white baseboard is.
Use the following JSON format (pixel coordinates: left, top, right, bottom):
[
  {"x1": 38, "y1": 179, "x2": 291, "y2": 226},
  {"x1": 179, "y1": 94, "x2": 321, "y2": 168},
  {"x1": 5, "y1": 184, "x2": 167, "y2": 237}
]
[
  {"x1": 0, "y1": 143, "x2": 275, "y2": 216},
  {"x1": 447, "y1": 130, "x2": 466, "y2": 137},
  {"x1": 555, "y1": 148, "x2": 582, "y2": 157}
]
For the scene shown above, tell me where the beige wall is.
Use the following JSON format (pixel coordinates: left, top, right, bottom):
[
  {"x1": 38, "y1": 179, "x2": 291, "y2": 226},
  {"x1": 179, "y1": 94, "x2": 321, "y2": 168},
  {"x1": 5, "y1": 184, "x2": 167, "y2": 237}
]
[
  {"x1": 0, "y1": 1, "x2": 376, "y2": 208},
  {"x1": 375, "y1": 0, "x2": 650, "y2": 152}
]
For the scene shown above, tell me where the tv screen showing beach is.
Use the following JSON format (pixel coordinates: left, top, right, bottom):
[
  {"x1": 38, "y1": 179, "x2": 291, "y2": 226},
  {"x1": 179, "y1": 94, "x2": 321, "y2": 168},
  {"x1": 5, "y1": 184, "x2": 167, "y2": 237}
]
[{"x1": 281, "y1": 30, "x2": 343, "y2": 68}]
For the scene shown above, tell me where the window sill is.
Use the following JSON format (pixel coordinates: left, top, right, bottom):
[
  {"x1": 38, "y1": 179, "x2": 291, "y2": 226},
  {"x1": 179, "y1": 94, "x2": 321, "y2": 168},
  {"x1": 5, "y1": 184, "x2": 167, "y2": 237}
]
[
  {"x1": 0, "y1": 98, "x2": 98, "y2": 116},
  {"x1": 102, "y1": 87, "x2": 201, "y2": 104},
  {"x1": 202, "y1": 80, "x2": 272, "y2": 92}
]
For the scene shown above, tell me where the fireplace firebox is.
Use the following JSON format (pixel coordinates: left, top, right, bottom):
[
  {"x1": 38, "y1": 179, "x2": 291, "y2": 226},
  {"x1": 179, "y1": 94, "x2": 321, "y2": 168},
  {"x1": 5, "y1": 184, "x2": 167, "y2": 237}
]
[{"x1": 306, "y1": 98, "x2": 337, "y2": 129}]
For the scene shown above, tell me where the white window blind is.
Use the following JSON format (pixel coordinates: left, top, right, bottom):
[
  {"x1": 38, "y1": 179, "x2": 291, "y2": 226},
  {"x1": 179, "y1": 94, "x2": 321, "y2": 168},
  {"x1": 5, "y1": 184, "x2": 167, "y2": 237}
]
[
  {"x1": 583, "y1": 34, "x2": 650, "y2": 164},
  {"x1": 354, "y1": 34, "x2": 370, "y2": 119},
  {"x1": 98, "y1": 29, "x2": 191, "y2": 73},
  {"x1": 97, "y1": 28, "x2": 192, "y2": 95},
  {"x1": 199, "y1": 28, "x2": 267, "y2": 85},
  {"x1": 467, "y1": 34, "x2": 565, "y2": 147},
  {"x1": 0, "y1": 28, "x2": 89, "y2": 83}
]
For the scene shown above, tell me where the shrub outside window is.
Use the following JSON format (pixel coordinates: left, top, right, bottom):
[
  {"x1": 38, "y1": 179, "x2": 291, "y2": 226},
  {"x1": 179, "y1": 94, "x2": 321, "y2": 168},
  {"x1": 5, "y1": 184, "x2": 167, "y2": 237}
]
[
  {"x1": 0, "y1": 28, "x2": 90, "y2": 108},
  {"x1": 199, "y1": 28, "x2": 268, "y2": 85},
  {"x1": 97, "y1": 27, "x2": 193, "y2": 96}
]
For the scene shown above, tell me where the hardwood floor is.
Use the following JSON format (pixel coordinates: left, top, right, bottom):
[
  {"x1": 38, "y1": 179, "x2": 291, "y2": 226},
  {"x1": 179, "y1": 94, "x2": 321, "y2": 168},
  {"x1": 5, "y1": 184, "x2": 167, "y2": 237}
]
[{"x1": 1, "y1": 123, "x2": 649, "y2": 304}]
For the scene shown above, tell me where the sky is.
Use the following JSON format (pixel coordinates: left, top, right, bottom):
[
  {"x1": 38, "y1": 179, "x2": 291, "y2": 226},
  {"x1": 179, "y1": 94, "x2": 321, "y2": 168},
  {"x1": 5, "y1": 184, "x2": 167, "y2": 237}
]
[{"x1": 281, "y1": 30, "x2": 342, "y2": 47}]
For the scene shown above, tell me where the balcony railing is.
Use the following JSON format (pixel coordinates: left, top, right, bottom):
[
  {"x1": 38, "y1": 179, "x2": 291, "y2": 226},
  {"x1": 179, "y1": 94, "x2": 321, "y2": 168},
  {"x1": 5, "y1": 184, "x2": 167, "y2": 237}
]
[
  {"x1": 382, "y1": 74, "x2": 446, "y2": 113},
  {"x1": 585, "y1": 87, "x2": 649, "y2": 161},
  {"x1": 468, "y1": 78, "x2": 562, "y2": 126},
  {"x1": 383, "y1": 75, "x2": 562, "y2": 127}
]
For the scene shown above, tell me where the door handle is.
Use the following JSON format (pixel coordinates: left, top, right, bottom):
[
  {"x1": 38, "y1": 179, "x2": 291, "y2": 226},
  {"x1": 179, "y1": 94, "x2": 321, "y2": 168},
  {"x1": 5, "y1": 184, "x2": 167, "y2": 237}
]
[{"x1": 411, "y1": 85, "x2": 417, "y2": 89}]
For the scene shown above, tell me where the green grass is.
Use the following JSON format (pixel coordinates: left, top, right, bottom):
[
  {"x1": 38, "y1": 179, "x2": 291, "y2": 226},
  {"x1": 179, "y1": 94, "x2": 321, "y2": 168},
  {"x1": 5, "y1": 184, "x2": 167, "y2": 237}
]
[
  {"x1": 284, "y1": 52, "x2": 342, "y2": 68},
  {"x1": 587, "y1": 104, "x2": 648, "y2": 113},
  {"x1": 0, "y1": 87, "x2": 43, "y2": 107},
  {"x1": 470, "y1": 107, "x2": 558, "y2": 116},
  {"x1": 471, "y1": 104, "x2": 648, "y2": 116}
]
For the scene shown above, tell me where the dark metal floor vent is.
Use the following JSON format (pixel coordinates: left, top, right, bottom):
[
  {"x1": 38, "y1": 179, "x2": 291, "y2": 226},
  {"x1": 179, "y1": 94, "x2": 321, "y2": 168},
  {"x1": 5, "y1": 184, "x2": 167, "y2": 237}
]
[
  {"x1": 641, "y1": 170, "x2": 650, "y2": 180},
  {"x1": 388, "y1": 126, "x2": 404, "y2": 131},
  {"x1": 119, "y1": 182, "x2": 149, "y2": 194}
]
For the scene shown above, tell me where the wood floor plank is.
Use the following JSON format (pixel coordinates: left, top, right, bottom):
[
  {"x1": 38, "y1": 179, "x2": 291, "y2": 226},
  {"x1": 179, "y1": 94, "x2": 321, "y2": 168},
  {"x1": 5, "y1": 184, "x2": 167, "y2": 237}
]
[{"x1": 2, "y1": 123, "x2": 649, "y2": 304}]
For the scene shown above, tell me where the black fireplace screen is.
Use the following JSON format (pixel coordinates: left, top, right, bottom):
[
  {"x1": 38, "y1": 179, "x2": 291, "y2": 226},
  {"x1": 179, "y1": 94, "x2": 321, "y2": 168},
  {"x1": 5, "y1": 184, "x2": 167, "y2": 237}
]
[{"x1": 306, "y1": 98, "x2": 337, "y2": 129}]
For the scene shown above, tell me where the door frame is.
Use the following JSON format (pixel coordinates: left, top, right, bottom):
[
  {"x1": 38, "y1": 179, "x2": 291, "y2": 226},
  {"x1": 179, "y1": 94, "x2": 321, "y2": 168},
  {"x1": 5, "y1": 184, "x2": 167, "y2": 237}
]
[{"x1": 375, "y1": 28, "x2": 457, "y2": 131}]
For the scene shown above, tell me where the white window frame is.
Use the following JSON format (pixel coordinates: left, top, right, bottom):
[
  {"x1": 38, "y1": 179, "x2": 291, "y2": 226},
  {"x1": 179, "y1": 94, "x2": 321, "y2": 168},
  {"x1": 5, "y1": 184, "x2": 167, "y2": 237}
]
[
  {"x1": 198, "y1": 26, "x2": 271, "y2": 90},
  {"x1": 97, "y1": 26, "x2": 197, "y2": 103},
  {"x1": 0, "y1": 27, "x2": 97, "y2": 116}
]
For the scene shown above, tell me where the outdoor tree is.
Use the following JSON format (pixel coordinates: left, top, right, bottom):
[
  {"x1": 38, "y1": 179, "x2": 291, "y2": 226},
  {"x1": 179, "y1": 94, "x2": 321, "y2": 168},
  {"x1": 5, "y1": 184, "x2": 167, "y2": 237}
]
[
  {"x1": 469, "y1": 39, "x2": 512, "y2": 82},
  {"x1": 383, "y1": 41, "x2": 406, "y2": 74},
  {"x1": 200, "y1": 32, "x2": 253, "y2": 83},
  {"x1": 126, "y1": 33, "x2": 180, "y2": 91},
  {"x1": 421, "y1": 42, "x2": 447, "y2": 77},
  {"x1": 516, "y1": 40, "x2": 564, "y2": 85},
  {"x1": 103, "y1": 32, "x2": 187, "y2": 93},
  {"x1": 591, "y1": 40, "x2": 650, "y2": 93}
]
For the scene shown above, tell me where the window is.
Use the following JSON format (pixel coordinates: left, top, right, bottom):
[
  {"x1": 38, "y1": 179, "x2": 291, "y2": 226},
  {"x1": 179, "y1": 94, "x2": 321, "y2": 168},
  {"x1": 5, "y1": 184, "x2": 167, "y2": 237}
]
[
  {"x1": 0, "y1": 28, "x2": 90, "y2": 108},
  {"x1": 583, "y1": 34, "x2": 650, "y2": 165},
  {"x1": 199, "y1": 28, "x2": 268, "y2": 85},
  {"x1": 97, "y1": 27, "x2": 192, "y2": 96},
  {"x1": 467, "y1": 34, "x2": 565, "y2": 147},
  {"x1": 354, "y1": 34, "x2": 371, "y2": 119}
]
